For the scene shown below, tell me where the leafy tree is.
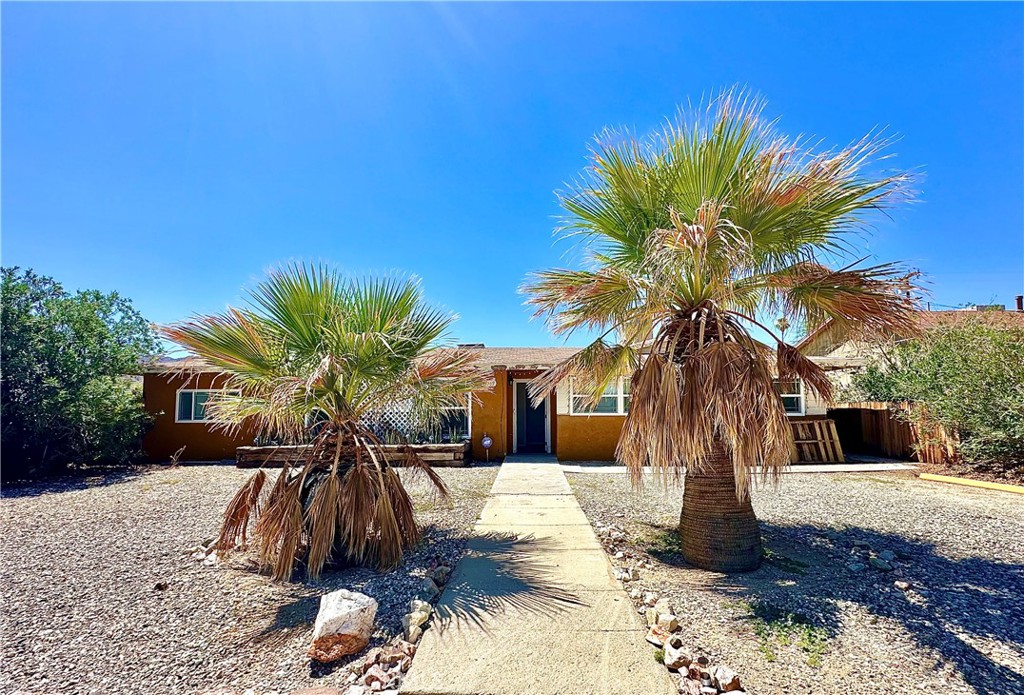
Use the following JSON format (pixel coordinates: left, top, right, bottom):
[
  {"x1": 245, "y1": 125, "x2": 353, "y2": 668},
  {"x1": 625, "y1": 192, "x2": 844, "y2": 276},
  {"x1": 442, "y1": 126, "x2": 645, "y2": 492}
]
[
  {"x1": 846, "y1": 322, "x2": 1024, "y2": 467},
  {"x1": 163, "y1": 264, "x2": 492, "y2": 579},
  {"x1": 525, "y1": 90, "x2": 916, "y2": 572},
  {"x1": 1, "y1": 267, "x2": 159, "y2": 480}
]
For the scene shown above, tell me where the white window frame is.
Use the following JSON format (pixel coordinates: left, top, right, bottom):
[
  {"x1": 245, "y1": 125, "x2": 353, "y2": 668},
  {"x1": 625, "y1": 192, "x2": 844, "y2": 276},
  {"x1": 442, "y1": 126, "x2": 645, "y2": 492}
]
[
  {"x1": 175, "y1": 389, "x2": 239, "y2": 423},
  {"x1": 568, "y1": 377, "x2": 630, "y2": 416},
  {"x1": 774, "y1": 378, "x2": 805, "y2": 417},
  {"x1": 437, "y1": 395, "x2": 472, "y2": 442}
]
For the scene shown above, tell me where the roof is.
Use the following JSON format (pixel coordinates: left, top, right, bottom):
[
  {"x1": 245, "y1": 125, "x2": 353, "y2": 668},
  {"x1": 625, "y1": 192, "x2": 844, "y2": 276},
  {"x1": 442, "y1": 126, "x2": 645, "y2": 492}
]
[
  {"x1": 470, "y1": 346, "x2": 580, "y2": 370},
  {"x1": 143, "y1": 356, "x2": 212, "y2": 373},
  {"x1": 144, "y1": 346, "x2": 582, "y2": 374},
  {"x1": 798, "y1": 307, "x2": 1024, "y2": 356}
]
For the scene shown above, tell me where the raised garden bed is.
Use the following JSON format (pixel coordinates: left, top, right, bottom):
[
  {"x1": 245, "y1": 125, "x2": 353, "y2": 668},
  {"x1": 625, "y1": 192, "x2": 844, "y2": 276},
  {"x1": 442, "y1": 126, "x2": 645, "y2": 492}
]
[{"x1": 236, "y1": 442, "x2": 471, "y2": 468}]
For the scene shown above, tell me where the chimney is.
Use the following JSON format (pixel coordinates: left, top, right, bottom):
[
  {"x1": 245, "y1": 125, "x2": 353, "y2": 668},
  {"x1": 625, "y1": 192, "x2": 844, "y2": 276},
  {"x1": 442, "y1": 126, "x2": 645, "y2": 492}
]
[{"x1": 1016, "y1": 295, "x2": 1023, "y2": 312}]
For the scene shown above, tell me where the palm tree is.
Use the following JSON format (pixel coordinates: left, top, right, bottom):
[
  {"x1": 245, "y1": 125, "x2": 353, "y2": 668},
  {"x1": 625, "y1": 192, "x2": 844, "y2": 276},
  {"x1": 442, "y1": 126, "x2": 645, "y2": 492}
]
[
  {"x1": 163, "y1": 264, "x2": 492, "y2": 580},
  {"x1": 524, "y1": 91, "x2": 918, "y2": 572}
]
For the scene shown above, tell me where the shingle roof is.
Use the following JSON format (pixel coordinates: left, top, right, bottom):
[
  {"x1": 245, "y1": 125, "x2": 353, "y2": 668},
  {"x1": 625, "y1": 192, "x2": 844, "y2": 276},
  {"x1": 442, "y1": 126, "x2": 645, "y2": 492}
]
[
  {"x1": 470, "y1": 346, "x2": 580, "y2": 369},
  {"x1": 798, "y1": 308, "x2": 1024, "y2": 355},
  {"x1": 144, "y1": 346, "x2": 582, "y2": 374}
]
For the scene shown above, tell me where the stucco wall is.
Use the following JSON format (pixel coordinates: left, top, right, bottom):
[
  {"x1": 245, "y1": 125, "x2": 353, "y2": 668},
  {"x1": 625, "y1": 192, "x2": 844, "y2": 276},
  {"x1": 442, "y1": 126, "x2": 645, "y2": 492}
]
[
  {"x1": 142, "y1": 372, "x2": 255, "y2": 462},
  {"x1": 470, "y1": 368, "x2": 508, "y2": 461},
  {"x1": 555, "y1": 414, "x2": 625, "y2": 461}
]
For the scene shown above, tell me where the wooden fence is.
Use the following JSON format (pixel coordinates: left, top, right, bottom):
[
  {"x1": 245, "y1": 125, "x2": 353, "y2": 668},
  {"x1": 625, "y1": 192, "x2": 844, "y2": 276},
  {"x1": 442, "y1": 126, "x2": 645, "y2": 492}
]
[
  {"x1": 830, "y1": 401, "x2": 959, "y2": 465},
  {"x1": 236, "y1": 442, "x2": 471, "y2": 468}
]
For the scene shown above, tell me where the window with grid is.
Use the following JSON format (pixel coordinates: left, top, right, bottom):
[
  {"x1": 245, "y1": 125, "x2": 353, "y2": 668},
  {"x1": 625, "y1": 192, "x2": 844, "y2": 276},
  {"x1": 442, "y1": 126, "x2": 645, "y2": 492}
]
[
  {"x1": 176, "y1": 390, "x2": 238, "y2": 422},
  {"x1": 773, "y1": 379, "x2": 804, "y2": 415},
  {"x1": 569, "y1": 377, "x2": 631, "y2": 415}
]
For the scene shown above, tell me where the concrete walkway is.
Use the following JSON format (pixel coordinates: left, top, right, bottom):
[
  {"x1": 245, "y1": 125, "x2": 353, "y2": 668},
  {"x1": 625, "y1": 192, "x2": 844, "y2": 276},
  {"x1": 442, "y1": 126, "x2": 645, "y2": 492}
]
[{"x1": 401, "y1": 456, "x2": 675, "y2": 695}]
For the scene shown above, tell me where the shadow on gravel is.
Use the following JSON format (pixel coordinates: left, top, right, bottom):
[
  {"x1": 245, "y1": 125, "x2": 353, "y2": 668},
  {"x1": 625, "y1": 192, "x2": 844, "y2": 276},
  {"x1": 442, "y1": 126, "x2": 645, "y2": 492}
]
[
  {"x1": 434, "y1": 532, "x2": 588, "y2": 632},
  {"x1": 648, "y1": 521, "x2": 1024, "y2": 694},
  {"x1": 0, "y1": 466, "x2": 147, "y2": 498}
]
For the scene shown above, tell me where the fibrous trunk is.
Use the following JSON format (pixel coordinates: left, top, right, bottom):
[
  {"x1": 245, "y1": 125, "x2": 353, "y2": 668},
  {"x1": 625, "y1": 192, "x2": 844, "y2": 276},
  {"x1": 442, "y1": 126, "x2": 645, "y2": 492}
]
[{"x1": 678, "y1": 438, "x2": 763, "y2": 572}]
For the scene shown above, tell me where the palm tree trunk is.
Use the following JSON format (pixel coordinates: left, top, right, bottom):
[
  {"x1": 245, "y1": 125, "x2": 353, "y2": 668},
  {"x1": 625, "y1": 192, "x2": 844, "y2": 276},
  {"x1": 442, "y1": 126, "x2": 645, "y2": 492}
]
[{"x1": 679, "y1": 438, "x2": 763, "y2": 572}]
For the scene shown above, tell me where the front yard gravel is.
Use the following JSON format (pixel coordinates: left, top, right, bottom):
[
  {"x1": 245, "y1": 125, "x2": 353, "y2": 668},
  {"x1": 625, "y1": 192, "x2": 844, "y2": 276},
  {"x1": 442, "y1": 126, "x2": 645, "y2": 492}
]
[
  {"x1": 567, "y1": 470, "x2": 1024, "y2": 695},
  {"x1": 0, "y1": 463, "x2": 497, "y2": 694}
]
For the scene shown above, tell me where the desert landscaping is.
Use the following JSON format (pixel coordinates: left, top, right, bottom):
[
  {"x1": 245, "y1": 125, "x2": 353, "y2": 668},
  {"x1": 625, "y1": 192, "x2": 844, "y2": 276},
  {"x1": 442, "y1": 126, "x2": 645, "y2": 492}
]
[
  {"x1": 568, "y1": 470, "x2": 1024, "y2": 694},
  {"x1": 0, "y1": 464, "x2": 497, "y2": 694}
]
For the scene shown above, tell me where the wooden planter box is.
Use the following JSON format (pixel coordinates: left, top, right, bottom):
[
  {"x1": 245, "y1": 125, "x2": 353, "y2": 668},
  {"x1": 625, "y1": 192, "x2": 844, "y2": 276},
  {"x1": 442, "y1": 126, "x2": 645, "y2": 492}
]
[{"x1": 236, "y1": 441, "x2": 471, "y2": 469}]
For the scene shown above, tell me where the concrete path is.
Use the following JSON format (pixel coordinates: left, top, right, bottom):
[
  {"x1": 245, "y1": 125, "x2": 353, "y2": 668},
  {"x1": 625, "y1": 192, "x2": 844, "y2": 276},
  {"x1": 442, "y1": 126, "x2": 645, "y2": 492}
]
[{"x1": 401, "y1": 456, "x2": 675, "y2": 695}]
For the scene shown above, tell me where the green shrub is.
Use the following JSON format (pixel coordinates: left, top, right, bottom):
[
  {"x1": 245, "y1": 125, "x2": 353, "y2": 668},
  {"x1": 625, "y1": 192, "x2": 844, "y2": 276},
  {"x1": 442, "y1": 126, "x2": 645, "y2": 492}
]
[
  {"x1": 845, "y1": 321, "x2": 1024, "y2": 467},
  {"x1": 1, "y1": 267, "x2": 158, "y2": 480}
]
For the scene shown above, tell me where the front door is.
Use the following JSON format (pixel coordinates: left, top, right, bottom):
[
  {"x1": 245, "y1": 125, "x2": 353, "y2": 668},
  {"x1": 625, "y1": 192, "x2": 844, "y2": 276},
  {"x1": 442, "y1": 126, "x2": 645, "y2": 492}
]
[{"x1": 514, "y1": 381, "x2": 548, "y2": 454}]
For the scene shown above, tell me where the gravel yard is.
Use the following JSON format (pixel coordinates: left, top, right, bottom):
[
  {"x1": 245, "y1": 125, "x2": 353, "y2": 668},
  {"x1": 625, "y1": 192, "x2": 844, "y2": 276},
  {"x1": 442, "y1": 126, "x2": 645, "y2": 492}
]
[
  {"x1": 567, "y1": 470, "x2": 1024, "y2": 695},
  {"x1": 1, "y1": 463, "x2": 497, "y2": 695}
]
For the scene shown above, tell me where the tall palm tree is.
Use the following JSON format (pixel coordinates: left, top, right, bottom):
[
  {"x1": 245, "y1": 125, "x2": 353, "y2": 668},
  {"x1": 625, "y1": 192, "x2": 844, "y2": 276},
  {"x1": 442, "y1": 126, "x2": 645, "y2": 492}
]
[
  {"x1": 525, "y1": 91, "x2": 918, "y2": 572},
  {"x1": 163, "y1": 264, "x2": 492, "y2": 580}
]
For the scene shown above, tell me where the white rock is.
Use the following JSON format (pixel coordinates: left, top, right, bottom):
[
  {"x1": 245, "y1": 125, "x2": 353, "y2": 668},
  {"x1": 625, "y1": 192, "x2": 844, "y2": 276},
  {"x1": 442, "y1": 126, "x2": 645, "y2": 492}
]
[
  {"x1": 408, "y1": 599, "x2": 432, "y2": 615},
  {"x1": 653, "y1": 598, "x2": 673, "y2": 615},
  {"x1": 663, "y1": 635, "x2": 691, "y2": 670},
  {"x1": 402, "y1": 609, "x2": 430, "y2": 632},
  {"x1": 713, "y1": 665, "x2": 741, "y2": 692},
  {"x1": 643, "y1": 592, "x2": 658, "y2": 607},
  {"x1": 657, "y1": 613, "x2": 679, "y2": 631},
  {"x1": 645, "y1": 608, "x2": 659, "y2": 627},
  {"x1": 629, "y1": 587, "x2": 642, "y2": 600},
  {"x1": 308, "y1": 589, "x2": 378, "y2": 663}
]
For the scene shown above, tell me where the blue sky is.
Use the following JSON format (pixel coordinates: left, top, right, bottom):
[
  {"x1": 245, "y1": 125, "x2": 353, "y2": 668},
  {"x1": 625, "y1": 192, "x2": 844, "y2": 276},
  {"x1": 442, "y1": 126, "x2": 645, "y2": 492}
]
[{"x1": 4, "y1": 2, "x2": 1022, "y2": 349}]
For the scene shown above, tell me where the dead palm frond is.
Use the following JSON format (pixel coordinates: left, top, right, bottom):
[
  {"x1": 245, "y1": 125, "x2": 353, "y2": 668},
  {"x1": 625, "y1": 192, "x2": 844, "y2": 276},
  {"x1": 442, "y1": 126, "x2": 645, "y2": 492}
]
[{"x1": 163, "y1": 264, "x2": 492, "y2": 580}]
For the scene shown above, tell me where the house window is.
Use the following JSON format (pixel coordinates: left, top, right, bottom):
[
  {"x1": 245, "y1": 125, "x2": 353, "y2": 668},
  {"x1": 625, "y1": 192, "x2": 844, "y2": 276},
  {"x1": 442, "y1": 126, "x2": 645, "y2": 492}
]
[
  {"x1": 773, "y1": 379, "x2": 804, "y2": 416},
  {"x1": 175, "y1": 389, "x2": 237, "y2": 423},
  {"x1": 570, "y1": 378, "x2": 631, "y2": 415}
]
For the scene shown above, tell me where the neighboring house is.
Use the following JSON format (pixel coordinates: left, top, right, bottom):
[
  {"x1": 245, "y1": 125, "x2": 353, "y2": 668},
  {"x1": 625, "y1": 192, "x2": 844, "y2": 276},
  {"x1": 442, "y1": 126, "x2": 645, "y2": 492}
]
[
  {"x1": 798, "y1": 299, "x2": 1024, "y2": 367},
  {"x1": 143, "y1": 344, "x2": 834, "y2": 463}
]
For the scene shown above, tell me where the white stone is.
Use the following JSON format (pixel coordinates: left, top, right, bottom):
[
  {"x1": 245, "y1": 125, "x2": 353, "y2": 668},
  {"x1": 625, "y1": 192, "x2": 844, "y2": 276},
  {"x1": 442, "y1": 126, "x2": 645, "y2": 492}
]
[
  {"x1": 643, "y1": 592, "x2": 658, "y2": 607},
  {"x1": 663, "y1": 636, "x2": 691, "y2": 670},
  {"x1": 402, "y1": 609, "x2": 430, "y2": 632},
  {"x1": 713, "y1": 665, "x2": 741, "y2": 692},
  {"x1": 653, "y1": 598, "x2": 673, "y2": 615},
  {"x1": 308, "y1": 589, "x2": 378, "y2": 663},
  {"x1": 657, "y1": 613, "x2": 679, "y2": 631},
  {"x1": 408, "y1": 599, "x2": 432, "y2": 615}
]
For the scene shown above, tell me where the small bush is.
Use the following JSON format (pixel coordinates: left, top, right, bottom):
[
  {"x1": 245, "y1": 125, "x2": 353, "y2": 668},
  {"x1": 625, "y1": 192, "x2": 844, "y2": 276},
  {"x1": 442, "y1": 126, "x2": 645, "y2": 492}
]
[{"x1": 844, "y1": 321, "x2": 1024, "y2": 469}]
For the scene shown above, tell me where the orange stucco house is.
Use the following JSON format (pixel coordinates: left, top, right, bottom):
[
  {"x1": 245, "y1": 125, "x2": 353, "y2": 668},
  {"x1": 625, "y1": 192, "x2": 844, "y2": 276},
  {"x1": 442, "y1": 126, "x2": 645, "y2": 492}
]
[{"x1": 142, "y1": 346, "x2": 631, "y2": 463}]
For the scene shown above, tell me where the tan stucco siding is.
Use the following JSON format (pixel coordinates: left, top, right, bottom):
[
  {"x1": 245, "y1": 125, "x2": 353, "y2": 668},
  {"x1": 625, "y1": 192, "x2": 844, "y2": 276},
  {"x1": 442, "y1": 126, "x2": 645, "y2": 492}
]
[
  {"x1": 142, "y1": 372, "x2": 256, "y2": 462},
  {"x1": 470, "y1": 368, "x2": 508, "y2": 460},
  {"x1": 555, "y1": 414, "x2": 625, "y2": 461}
]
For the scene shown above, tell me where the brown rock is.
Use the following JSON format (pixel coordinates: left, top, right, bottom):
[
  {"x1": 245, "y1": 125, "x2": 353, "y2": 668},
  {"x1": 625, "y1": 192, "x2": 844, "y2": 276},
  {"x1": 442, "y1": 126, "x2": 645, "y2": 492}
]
[
  {"x1": 362, "y1": 664, "x2": 391, "y2": 688},
  {"x1": 361, "y1": 647, "x2": 383, "y2": 673},
  {"x1": 378, "y1": 645, "x2": 406, "y2": 666}
]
